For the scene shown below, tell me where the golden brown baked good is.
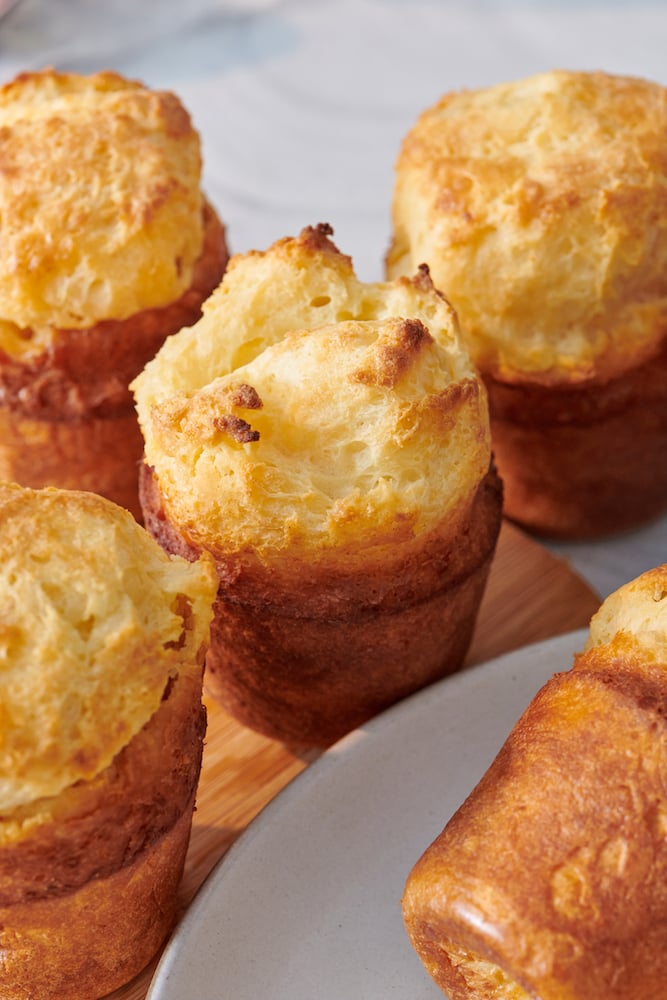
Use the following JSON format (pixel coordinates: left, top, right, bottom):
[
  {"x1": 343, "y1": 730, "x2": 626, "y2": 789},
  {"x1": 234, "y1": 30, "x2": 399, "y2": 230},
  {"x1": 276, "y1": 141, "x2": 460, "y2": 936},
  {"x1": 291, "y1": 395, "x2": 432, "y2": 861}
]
[
  {"x1": 402, "y1": 563, "x2": 667, "y2": 1000},
  {"x1": 0, "y1": 482, "x2": 217, "y2": 1000},
  {"x1": 387, "y1": 69, "x2": 667, "y2": 538},
  {"x1": 132, "y1": 223, "x2": 502, "y2": 747},
  {"x1": 0, "y1": 68, "x2": 228, "y2": 519}
]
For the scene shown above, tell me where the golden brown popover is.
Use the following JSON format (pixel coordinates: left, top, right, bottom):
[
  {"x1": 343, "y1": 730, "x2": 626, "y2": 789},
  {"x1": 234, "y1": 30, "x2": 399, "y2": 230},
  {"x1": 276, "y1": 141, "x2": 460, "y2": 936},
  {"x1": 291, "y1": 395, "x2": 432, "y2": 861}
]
[
  {"x1": 403, "y1": 564, "x2": 667, "y2": 999},
  {"x1": 388, "y1": 69, "x2": 667, "y2": 538},
  {"x1": 133, "y1": 224, "x2": 502, "y2": 746},
  {"x1": 0, "y1": 483, "x2": 217, "y2": 1000},
  {"x1": 0, "y1": 68, "x2": 228, "y2": 519}
]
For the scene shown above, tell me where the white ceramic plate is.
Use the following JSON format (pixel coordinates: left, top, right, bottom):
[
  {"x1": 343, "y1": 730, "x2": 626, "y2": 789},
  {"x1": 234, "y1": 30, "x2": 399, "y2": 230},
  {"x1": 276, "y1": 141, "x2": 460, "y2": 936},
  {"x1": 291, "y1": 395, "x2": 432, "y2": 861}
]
[{"x1": 148, "y1": 629, "x2": 587, "y2": 1000}]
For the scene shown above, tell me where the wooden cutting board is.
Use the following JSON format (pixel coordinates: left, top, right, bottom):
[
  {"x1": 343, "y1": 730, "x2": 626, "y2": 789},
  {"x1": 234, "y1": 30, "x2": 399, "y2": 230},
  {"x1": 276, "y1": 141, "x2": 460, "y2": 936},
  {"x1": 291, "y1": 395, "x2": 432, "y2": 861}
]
[{"x1": 111, "y1": 519, "x2": 600, "y2": 1000}]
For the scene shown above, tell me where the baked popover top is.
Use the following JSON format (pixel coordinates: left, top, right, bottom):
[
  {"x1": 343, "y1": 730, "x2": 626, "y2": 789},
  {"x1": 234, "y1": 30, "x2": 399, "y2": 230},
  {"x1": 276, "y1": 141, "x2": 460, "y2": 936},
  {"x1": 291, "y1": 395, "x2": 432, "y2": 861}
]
[
  {"x1": 388, "y1": 70, "x2": 667, "y2": 384},
  {"x1": 132, "y1": 225, "x2": 492, "y2": 561},
  {"x1": 0, "y1": 483, "x2": 216, "y2": 811},
  {"x1": 0, "y1": 68, "x2": 206, "y2": 350}
]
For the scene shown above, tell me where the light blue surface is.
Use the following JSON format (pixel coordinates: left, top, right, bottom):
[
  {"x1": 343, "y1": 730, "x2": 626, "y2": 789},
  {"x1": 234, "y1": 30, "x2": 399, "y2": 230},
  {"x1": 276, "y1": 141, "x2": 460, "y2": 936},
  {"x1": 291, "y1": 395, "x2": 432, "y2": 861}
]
[{"x1": 0, "y1": 0, "x2": 665, "y2": 597}]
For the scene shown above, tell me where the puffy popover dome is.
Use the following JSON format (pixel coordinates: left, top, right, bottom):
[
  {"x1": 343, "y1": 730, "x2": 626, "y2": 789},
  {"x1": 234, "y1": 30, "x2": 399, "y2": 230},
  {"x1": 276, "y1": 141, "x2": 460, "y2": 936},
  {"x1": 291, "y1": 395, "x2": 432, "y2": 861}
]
[
  {"x1": 387, "y1": 69, "x2": 667, "y2": 384},
  {"x1": 0, "y1": 483, "x2": 217, "y2": 811},
  {"x1": 0, "y1": 68, "x2": 205, "y2": 340},
  {"x1": 585, "y1": 564, "x2": 667, "y2": 659},
  {"x1": 132, "y1": 225, "x2": 491, "y2": 559}
]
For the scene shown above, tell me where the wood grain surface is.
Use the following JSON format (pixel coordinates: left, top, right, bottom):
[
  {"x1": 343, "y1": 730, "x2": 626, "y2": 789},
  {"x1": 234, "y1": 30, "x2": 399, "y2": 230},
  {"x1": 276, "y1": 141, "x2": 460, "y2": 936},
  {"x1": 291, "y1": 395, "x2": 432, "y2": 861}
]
[{"x1": 111, "y1": 519, "x2": 600, "y2": 1000}]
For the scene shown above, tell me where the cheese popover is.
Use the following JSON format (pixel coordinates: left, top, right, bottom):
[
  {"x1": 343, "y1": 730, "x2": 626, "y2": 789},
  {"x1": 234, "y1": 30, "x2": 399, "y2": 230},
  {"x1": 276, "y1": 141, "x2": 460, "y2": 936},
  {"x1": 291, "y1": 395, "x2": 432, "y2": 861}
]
[
  {"x1": 133, "y1": 224, "x2": 502, "y2": 746},
  {"x1": 0, "y1": 483, "x2": 217, "y2": 1000},
  {"x1": 402, "y1": 564, "x2": 667, "y2": 1000},
  {"x1": 0, "y1": 68, "x2": 228, "y2": 518},
  {"x1": 388, "y1": 69, "x2": 667, "y2": 538}
]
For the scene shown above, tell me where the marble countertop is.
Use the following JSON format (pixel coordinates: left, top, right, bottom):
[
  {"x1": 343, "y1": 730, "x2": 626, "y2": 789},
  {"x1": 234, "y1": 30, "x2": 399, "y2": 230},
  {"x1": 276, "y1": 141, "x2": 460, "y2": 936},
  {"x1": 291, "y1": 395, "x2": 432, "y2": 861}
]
[{"x1": 0, "y1": 0, "x2": 665, "y2": 599}]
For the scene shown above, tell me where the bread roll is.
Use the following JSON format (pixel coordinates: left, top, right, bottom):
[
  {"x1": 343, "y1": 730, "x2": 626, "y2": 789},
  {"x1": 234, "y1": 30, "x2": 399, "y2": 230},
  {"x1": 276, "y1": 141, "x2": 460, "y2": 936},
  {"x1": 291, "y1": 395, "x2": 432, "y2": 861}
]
[
  {"x1": 0, "y1": 483, "x2": 217, "y2": 1000},
  {"x1": 0, "y1": 68, "x2": 228, "y2": 519},
  {"x1": 133, "y1": 223, "x2": 502, "y2": 746},
  {"x1": 388, "y1": 69, "x2": 667, "y2": 538},
  {"x1": 402, "y1": 564, "x2": 667, "y2": 999}
]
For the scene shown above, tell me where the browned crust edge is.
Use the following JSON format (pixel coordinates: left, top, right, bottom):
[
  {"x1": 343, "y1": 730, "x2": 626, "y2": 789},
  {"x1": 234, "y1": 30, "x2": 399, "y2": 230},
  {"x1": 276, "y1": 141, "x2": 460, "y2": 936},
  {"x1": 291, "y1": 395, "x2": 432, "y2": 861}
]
[
  {"x1": 0, "y1": 405, "x2": 147, "y2": 518},
  {"x1": 0, "y1": 200, "x2": 228, "y2": 422},
  {"x1": 485, "y1": 336, "x2": 667, "y2": 538},
  {"x1": 0, "y1": 797, "x2": 196, "y2": 1000},
  {"x1": 0, "y1": 661, "x2": 206, "y2": 906},
  {"x1": 402, "y1": 637, "x2": 667, "y2": 1000},
  {"x1": 139, "y1": 461, "x2": 503, "y2": 745}
]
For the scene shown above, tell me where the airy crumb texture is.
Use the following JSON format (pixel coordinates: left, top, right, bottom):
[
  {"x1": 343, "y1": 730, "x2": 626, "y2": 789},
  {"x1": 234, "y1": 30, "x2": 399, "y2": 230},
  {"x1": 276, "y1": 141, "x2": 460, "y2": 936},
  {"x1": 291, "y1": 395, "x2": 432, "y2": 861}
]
[
  {"x1": 132, "y1": 224, "x2": 491, "y2": 560},
  {"x1": 0, "y1": 482, "x2": 217, "y2": 811},
  {"x1": 0, "y1": 68, "x2": 205, "y2": 336},
  {"x1": 402, "y1": 564, "x2": 667, "y2": 1000},
  {"x1": 585, "y1": 564, "x2": 667, "y2": 657},
  {"x1": 388, "y1": 69, "x2": 667, "y2": 383}
]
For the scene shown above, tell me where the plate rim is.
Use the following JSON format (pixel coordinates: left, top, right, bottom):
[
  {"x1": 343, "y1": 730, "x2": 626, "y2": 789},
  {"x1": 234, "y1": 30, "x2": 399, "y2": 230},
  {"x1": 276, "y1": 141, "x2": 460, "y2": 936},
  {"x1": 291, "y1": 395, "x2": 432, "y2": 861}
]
[{"x1": 148, "y1": 627, "x2": 589, "y2": 999}]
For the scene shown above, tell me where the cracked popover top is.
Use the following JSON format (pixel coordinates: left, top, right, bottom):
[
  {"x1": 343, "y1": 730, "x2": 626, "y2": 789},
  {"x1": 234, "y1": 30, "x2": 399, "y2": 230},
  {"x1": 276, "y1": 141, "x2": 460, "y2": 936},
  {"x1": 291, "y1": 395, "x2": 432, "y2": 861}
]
[
  {"x1": 0, "y1": 483, "x2": 216, "y2": 812},
  {"x1": 0, "y1": 68, "x2": 206, "y2": 354},
  {"x1": 388, "y1": 70, "x2": 667, "y2": 385},
  {"x1": 132, "y1": 224, "x2": 492, "y2": 561}
]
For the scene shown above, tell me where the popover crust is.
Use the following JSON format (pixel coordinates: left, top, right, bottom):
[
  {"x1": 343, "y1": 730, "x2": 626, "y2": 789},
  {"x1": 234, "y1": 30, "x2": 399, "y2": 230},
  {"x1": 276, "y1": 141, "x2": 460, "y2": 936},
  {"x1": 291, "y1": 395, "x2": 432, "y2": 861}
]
[
  {"x1": 134, "y1": 225, "x2": 501, "y2": 744},
  {"x1": 485, "y1": 337, "x2": 667, "y2": 538},
  {"x1": 0, "y1": 68, "x2": 229, "y2": 519},
  {"x1": 0, "y1": 484, "x2": 217, "y2": 999},
  {"x1": 0, "y1": 483, "x2": 216, "y2": 811},
  {"x1": 0, "y1": 68, "x2": 206, "y2": 332},
  {"x1": 140, "y1": 459, "x2": 503, "y2": 745},
  {"x1": 0, "y1": 200, "x2": 227, "y2": 518},
  {"x1": 0, "y1": 661, "x2": 205, "y2": 905},
  {"x1": 0, "y1": 404, "x2": 146, "y2": 497},
  {"x1": 402, "y1": 566, "x2": 667, "y2": 1000},
  {"x1": 0, "y1": 799, "x2": 196, "y2": 1000},
  {"x1": 0, "y1": 200, "x2": 228, "y2": 420},
  {"x1": 388, "y1": 70, "x2": 667, "y2": 537},
  {"x1": 388, "y1": 69, "x2": 667, "y2": 384}
]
